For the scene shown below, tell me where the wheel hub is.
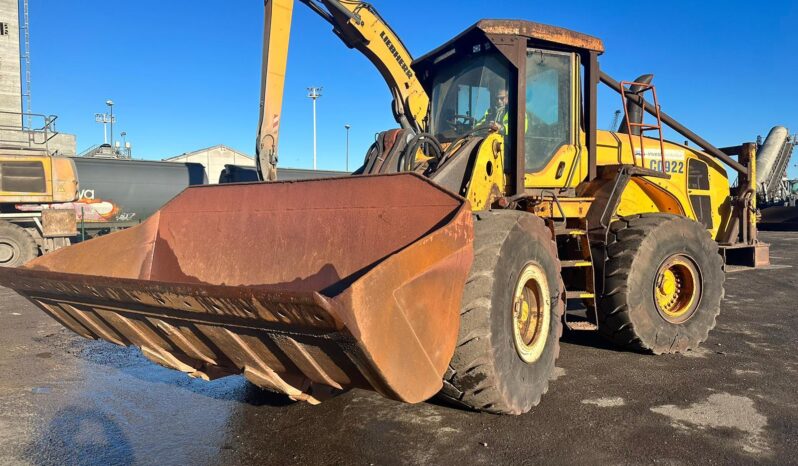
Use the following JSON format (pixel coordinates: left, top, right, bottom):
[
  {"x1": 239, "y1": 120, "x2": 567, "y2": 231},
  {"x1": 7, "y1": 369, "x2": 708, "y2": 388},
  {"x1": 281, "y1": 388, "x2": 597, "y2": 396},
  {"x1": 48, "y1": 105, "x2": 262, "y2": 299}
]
[
  {"x1": 654, "y1": 255, "x2": 701, "y2": 323},
  {"x1": 512, "y1": 263, "x2": 550, "y2": 363},
  {"x1": 0, "y1": 241, "x2": 18, "y2": 264}
]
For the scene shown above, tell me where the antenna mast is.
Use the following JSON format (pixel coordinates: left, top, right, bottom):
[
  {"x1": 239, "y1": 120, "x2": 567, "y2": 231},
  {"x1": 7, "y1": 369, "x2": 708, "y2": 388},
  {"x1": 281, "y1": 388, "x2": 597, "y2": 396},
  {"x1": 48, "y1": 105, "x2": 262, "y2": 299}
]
[{"x1": 20, "y1": 0, "x2": 32, "y2": 127}]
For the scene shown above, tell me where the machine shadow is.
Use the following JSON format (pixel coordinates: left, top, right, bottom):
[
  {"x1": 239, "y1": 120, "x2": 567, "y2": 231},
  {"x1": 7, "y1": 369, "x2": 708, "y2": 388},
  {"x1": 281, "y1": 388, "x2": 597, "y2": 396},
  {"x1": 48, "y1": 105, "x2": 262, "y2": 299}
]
[
  {"x1": 559, "y1": 327, "x2": 625, "y2": 352},
  {"x1": 23, "y1": 406, "x2": 135, "y2": 466}
]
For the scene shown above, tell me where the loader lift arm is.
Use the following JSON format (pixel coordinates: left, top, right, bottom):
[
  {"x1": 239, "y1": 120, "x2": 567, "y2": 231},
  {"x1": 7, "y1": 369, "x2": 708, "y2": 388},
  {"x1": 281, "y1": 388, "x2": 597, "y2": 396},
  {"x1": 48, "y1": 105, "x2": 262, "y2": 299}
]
[{"x1": 257, "y1": 0, "x2": 430, "y2": 179}]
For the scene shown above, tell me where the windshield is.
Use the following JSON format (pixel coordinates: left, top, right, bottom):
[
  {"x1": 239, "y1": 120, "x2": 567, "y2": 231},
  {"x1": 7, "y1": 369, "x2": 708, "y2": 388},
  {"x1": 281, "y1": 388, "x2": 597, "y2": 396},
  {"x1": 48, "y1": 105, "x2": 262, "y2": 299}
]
[{"x1": 430, "y1": 51, "x2": 511, "y2": 143}]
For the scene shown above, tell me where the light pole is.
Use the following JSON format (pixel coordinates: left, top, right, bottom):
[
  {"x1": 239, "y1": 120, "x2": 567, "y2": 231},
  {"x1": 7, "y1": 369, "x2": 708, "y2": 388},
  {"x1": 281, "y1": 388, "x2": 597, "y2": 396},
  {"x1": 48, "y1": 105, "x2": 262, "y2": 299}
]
[
  {"x1": 307, "y1": 87, "x2": 322, "y2": 170},
  {"x1": 120, "y1": 131, "x2": 127, "y2": 158},
  {"x1": 106, "y1": 100, "x2": 115, "y2": 148},
  {"x1": 344, "y1": 124, "x2": 351, "y2": 172},
  {"x1": 94, "y1": 113, "x2": 109, "y2": 144}
]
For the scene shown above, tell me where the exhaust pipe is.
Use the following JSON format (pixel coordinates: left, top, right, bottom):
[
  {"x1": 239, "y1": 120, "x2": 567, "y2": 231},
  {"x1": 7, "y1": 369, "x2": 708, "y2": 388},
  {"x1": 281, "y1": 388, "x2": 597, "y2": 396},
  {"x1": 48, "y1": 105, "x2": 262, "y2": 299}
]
[{"x1": 618, "y1": 74, "x2": 653, "y2": 136}]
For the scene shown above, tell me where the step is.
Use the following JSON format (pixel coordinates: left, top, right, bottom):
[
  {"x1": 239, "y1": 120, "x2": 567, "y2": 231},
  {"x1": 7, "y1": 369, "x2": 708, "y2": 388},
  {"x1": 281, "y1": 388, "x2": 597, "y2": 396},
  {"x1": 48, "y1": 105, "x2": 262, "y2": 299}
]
[
  {"x1": 558, "y1": 228, "x2": 586, "y2": 236},
  {"x1": 561, "y1": 260, "x2": 592, "y2": 268},
  {"x1": 566, "y1": 291, "x2": 595, "y2": 300},
  {"x1": 565, "y1": 321, "x2": 598, "y2": 331},
  {"x1": 628, "y1": 122, "x2": 662, "y2": 129}
]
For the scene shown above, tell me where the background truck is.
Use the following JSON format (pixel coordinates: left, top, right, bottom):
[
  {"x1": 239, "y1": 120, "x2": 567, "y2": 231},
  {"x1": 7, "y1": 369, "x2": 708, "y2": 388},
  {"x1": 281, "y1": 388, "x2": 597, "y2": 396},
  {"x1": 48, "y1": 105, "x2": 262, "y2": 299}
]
[
  {"x1": 0, "y1": 112, "x2": 78, "y2": 267},
  {"x1": 0, "y1": 0, "x2": 776, "y2": 415}
]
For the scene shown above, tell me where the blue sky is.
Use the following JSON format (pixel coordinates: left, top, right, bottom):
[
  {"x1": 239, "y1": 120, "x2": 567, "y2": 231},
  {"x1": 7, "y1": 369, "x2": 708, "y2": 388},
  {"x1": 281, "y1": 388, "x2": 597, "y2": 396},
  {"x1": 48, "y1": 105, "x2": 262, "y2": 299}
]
[{"x1": 28, "y1": 0, "x2": 798, "y2": 176}]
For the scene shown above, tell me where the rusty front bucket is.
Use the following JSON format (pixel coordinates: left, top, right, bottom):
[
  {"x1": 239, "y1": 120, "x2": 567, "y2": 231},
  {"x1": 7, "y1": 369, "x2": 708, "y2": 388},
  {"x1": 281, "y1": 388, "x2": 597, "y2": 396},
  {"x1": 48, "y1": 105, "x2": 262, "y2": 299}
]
[{"x1": 0, "y1": 173, "x2": 473, "y2": 404}]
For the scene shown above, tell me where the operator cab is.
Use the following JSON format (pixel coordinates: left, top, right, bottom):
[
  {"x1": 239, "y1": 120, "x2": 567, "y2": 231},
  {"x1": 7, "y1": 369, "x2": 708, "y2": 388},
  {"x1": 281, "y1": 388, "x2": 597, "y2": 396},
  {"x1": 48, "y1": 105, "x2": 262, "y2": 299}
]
[{"x1": 414, "y1": 20, "x2": 605, "y2": 195}]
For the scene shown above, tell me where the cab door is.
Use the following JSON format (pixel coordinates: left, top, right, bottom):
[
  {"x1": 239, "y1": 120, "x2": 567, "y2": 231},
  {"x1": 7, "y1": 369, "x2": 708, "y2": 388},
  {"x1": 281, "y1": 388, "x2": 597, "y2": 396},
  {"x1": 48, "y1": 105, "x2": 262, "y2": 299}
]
[{"x1": 522, "y1": 48, "x2": 579, "y2": 189}]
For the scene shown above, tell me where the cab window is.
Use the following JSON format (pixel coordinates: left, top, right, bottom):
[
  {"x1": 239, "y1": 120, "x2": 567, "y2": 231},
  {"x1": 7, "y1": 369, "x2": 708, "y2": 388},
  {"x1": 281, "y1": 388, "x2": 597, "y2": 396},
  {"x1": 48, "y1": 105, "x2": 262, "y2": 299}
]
[
  {"x1": 430, "y1": 51, "x2": 511, "y2": 144},
  {"x1": 525, "y1": 49, "x2": 573, "y2": 172}
]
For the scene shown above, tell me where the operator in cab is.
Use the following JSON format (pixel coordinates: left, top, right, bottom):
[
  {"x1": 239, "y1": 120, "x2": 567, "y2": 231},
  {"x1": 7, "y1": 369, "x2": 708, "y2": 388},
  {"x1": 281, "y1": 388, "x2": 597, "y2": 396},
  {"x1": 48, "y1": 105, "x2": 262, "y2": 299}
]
[
  {"x1": 479, "y1": 86, "x2": 529, "y2": 138},
  {"x1": 480, "y1": 88, "x2": 510, "y2": 134}
]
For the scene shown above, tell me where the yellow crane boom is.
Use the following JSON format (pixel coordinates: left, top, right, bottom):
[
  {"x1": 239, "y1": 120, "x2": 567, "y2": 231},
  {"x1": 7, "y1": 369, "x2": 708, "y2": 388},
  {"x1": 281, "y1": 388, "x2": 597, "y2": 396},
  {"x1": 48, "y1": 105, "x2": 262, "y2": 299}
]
[{"x1": 256, "y1": 0, "x2": 429, "y2": 179}]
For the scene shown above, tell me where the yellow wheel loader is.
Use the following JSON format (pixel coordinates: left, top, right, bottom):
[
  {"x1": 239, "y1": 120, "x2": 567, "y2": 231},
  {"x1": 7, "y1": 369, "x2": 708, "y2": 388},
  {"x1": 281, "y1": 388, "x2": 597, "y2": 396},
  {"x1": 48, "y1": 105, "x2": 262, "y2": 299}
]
[{"x1": 0, "y1": 1, "x2": 769, "y2": 414}]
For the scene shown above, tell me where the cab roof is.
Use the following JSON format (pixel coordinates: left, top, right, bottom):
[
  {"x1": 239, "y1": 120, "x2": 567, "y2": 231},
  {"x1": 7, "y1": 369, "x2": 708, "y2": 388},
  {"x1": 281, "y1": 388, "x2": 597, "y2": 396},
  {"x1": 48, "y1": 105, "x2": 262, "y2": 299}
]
[{"x1": 414, "y1": 19, "x2": 604, "y2": 66}]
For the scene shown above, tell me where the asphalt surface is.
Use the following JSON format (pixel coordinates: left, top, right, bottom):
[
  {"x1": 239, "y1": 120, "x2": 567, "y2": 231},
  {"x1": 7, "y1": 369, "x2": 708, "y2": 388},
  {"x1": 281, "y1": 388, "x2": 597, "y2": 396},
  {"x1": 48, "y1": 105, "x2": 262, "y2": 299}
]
[{"x1": 1, "y1": 230, "x2": 796, "y2": 465}]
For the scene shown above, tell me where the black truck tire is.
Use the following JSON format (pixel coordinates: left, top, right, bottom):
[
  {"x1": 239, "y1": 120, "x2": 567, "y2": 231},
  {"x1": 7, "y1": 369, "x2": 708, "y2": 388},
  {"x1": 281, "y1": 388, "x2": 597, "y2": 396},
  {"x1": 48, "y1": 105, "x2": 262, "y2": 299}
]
[
  {"x1": 439, "y1": 210, "x2": 564, "y2": 414},
  {"x1": 0, "y1": 221, "x2": 38, "y2": 267},
  {"x1": 597, "y1": 214, "x2": 724, "y2": 354}
]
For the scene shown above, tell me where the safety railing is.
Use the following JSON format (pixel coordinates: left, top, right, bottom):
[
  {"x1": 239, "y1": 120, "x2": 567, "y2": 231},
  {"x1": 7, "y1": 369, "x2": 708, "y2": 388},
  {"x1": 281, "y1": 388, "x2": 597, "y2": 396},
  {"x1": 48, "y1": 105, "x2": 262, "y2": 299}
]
[
  {"x1": 0, "y1": 111, "x2": 60, "y2": 152},
  {"x1": 618, "y1": 81, "x2": 666, "y2": 172}
]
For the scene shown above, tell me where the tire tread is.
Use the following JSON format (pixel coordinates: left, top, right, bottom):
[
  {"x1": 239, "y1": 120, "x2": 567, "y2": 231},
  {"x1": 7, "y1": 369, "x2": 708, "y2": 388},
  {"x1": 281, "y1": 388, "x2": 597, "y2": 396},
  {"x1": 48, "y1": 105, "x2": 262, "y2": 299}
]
[
  {"x1": 438, "y1": 211, "x2": 564, "y2": 414},
  {"x1": 597, "y1": 214, "x2": 725, "y2": 354}
]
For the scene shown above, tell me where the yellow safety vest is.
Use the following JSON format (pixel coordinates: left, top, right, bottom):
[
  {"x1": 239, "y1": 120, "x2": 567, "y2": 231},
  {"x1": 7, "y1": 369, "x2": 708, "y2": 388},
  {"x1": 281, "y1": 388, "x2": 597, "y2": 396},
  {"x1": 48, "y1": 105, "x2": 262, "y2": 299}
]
[{"x1": 480, "y1": 109, "x2": 528, "y2": 134}]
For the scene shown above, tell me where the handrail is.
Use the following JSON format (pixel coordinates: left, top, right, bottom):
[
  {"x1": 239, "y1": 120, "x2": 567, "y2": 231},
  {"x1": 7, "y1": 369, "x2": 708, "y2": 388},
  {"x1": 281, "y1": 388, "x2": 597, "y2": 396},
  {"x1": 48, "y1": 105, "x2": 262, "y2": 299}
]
[
  {"x1": 599, "y1": 72, "x2": 748, "y2": 175},
  {"x1": 0, "y1": 111, "x2": 60, "y2": 150}
]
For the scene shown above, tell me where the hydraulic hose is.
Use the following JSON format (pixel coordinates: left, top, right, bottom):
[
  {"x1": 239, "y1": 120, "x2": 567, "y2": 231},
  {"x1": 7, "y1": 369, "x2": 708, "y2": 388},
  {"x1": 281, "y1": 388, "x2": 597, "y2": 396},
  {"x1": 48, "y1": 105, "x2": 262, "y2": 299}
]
[{"x1": 402, "y1": 133, "x2": 443, "y2": 172}]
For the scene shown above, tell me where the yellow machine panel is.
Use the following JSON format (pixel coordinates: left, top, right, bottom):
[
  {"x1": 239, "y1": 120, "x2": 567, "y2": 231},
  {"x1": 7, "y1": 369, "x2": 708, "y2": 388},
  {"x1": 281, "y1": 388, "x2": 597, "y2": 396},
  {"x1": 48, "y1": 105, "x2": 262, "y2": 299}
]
[
  {"x1": 0, "y1": 155, "x2": 78, "y2": 204},
  {"x1": 0, "y1": 155, "x2": 52, "y2": 200},
  {"x1": 465, "y1": 133, "x2": 506, "y2": 210},
  {"x1": 525, "y1": 130, "x2": 732, "y2": 240}
]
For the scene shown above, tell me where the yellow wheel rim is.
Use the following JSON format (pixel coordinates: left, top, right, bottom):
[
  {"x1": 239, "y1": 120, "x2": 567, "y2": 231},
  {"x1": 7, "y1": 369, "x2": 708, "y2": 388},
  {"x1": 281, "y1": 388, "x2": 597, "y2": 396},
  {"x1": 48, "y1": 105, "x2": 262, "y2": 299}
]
[
  {"x1": 512, "y1": 263, "x2": 550, "y2": 363},
  {"x1": 654, "y1": 255, "x2": 701, "y2": 323}
]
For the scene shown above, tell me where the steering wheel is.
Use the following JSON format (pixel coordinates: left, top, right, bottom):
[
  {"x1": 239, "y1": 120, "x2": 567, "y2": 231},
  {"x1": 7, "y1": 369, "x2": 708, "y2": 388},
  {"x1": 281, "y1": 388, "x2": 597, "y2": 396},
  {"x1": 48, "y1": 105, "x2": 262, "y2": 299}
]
[{"x1": 447, "y1": 114, "x2": 476, "y2": 130}]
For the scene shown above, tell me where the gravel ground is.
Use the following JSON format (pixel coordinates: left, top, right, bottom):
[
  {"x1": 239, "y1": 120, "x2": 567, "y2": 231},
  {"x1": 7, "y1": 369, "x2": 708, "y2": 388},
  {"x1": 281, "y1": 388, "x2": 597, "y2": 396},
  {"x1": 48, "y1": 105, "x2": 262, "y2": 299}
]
[{"x1": 0, "y1": 231, "x2": 796, "y2": 465}]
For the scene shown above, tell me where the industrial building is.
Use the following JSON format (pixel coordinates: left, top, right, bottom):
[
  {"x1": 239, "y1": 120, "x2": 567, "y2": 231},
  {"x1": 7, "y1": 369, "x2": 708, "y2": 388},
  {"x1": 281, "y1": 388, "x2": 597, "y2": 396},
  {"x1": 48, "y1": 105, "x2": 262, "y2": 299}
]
[
  {"x1": 0, "y1": 0, "x2": 23, "y2": 129},
  {"x1": 164, "y1": 144, "x2": 255, "y2": 184},
  {"x1": 0, "y1": 0, "x2": 76, "y2": 155}
]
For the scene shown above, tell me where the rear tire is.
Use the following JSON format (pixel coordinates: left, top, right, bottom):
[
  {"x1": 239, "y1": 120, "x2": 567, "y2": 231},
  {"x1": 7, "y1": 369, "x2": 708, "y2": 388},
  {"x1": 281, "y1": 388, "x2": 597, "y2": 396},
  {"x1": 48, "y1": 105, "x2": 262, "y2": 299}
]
[
  {"x1": 597, "y1": 214, "x2": 724, "y2": 354},
  {"x1": 439, "y1": 210, "x2": 564, "y2": 414},
  {"x1": 0, "y1": 221, "x2": 38, "y2": 268}
]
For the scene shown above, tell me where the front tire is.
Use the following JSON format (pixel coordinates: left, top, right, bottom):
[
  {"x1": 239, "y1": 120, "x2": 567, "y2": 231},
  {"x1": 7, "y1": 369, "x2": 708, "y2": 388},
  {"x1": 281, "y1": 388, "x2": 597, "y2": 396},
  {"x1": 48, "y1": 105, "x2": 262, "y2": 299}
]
[
  {"x1": 597, "y1": 214, "x2": 724, "y2": 354},
  {"x1": 0, "y1": 221, "x2": 38, "y2": 268},
  {"x1": 439, "y1": 211, "x2": 564, "y2": 414}
]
